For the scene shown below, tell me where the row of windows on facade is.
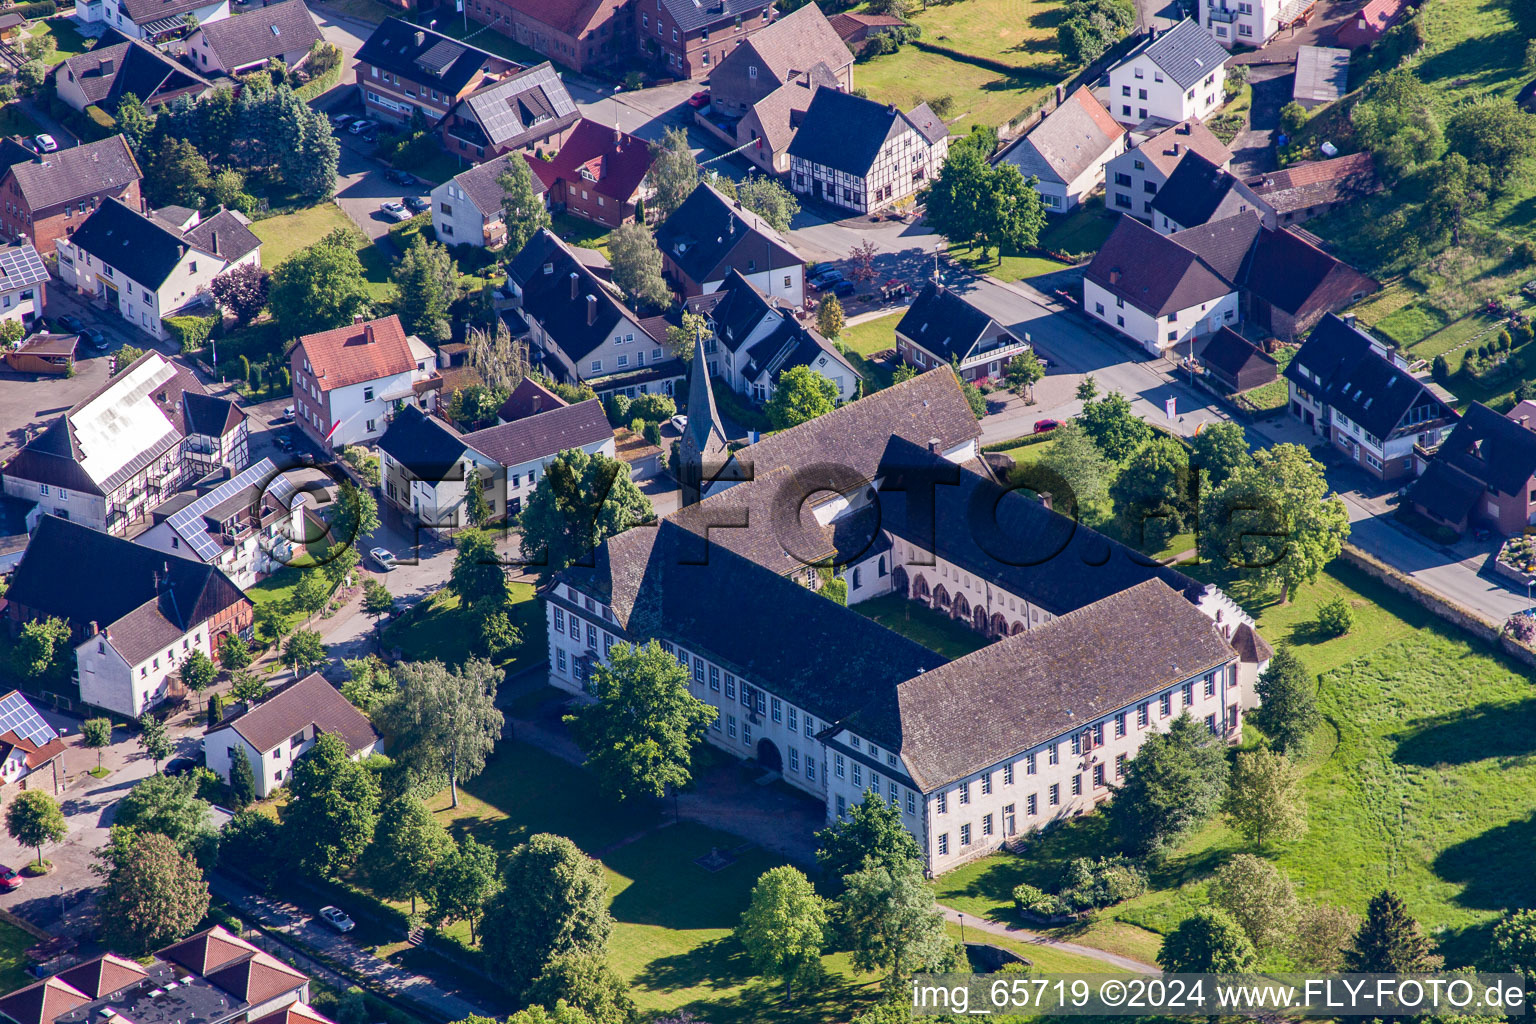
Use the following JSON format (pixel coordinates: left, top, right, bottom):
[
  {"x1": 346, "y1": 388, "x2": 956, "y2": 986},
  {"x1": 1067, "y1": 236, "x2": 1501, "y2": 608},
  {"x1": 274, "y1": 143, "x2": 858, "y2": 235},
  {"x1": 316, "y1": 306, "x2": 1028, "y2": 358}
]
[
  {"x1": 124, "y1": 631, "x2": 201, "y2": 676},
  {"x1": 367, "y1": 65, "x2": 452, "y2": 105}
]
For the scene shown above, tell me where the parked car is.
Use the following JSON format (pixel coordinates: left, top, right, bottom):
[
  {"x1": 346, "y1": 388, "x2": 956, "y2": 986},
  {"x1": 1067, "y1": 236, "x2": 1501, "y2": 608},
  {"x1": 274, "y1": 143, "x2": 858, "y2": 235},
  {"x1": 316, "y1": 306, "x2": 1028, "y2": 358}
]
[
  {"x1": 318, "y1": 906, "x2": 355, "y2": 933},
  {"x1": 1033, "y1": 418, "x2": 1060, "y2": 434},
  {"x1": 831, "y1": 280, "x2": 856, "y2": 298},
  {"x1": 369, "y1": 547, "x2": 398, "y2": 571},
  {"x1": 77, "y1": 327, "x2": 105, "y2": 351},
  {"x1": 348, "y1": 119, "x2": 377, "y2": 136},
  {"x1": 331, "y1": 113, "x2": 353, "y2": 127},
  {"x1": 687, "y1": 90, "x2": 710, "y2": 108},
  {"x1": 273, "y1": 433, "x2": 294, "y2": 451},
  {"x1": 164, "y1": 756, "x2": 197, "y2": 776},
  {"x1": 32, "y1": 134, "x2": 57, "y2": 153},
  {"x1": 810, "y1": 270, "x2": 844, "y2": 290},
  {"x1": 379, "y1": 201, "x2": 412, "y2": 222},
  {"x1": 56, "y1": 314, "x2": 85, "y2": 334},
  {"x1": 0, "y1": 866, "x2": 20, "y2": 892},
  {"x1": 404, "y1": 195, "x2": 431, "y2": 214},
  {"x1": 384, "y1": 168, "x2": 415, "y2": 186}
]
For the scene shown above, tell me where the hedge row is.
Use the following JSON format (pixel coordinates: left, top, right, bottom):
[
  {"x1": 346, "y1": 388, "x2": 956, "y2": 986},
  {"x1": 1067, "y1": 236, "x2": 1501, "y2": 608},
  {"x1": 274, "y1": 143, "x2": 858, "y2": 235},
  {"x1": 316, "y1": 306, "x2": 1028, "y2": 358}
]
[
  {"x1": 10, "y1": 2, "x2": 58, "y2": 18},
  {"x1": 980, "y1": 430, "x2": 1056, "y2": 454}
]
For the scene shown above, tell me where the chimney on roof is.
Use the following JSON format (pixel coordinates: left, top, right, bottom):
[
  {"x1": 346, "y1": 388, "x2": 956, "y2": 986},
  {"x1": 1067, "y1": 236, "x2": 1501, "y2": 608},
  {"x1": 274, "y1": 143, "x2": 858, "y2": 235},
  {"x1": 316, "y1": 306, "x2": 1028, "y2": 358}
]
[
  {"x1": 89, "y1": 621, "x2": 99, "y2": 636},
  {"x1": 364, "y1": 322, "x2": 376, "y2": 344},
  {"x1": 887, "y1": 103, "x2": 897, "y2": 115},
  {"x1": 414, "y1": 29, "x2": 424, "y2": 45},
  {"x1": 927, "y1": 437, "x2": 940, "y2": 453},
  {"x1": 570, "y1": 271, "x2": 579, "y2": 300},
  {"x1": 353, "y1": 313, "x2": 365, "y2": 324},
  {"x1": 1109, "y1": 267, "x2": 1121, "y2": 285},
  {"x1": 532, "y1": 394, "x2": 541, "y2": 413},
  {"x1": 586, "y1": 293, "x2": 597, "y2": 326},
  {"x1": 613, "y1": 127, "x2": 622, "y2": 146},
  {"x1": 1172, "y1": 142, "x2": 1180, "y2": 155}
]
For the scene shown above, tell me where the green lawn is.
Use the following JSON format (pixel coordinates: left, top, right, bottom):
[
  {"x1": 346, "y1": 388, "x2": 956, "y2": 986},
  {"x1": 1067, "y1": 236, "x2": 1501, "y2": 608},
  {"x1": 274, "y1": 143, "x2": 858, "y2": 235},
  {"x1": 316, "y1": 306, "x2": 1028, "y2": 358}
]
[
  {"x1": 247, "y1": 565, "x2": 305, "y2": 616},
  {"x1": 1038, "y1": 200, "x2": 1119, "y2": 256},
  {"x1": 381, "y1": 581, "x2": 545, "y2": 676},
  {"x1": 851, "y1": 593, "x2": 990, "y2": 660},
  {"x1": 932, "y1": 554, "x2": 1536, "y2": 968},
  {"x1": 1232, "y1": 346, "x2": 1294, "y2": 413},
  {"x1": 856, "y1": 49, "x2": 1053, "y2": 131},
  {"x1": 549, "y1": 212, "x2": 613, "y2": 257},
  {"x1": 252, "y1": 202, "x2": 395, "y2": 301},
  {"x1": 841, "y1": 312, "x2": 902, "y2": 358},
  {"x1": 27, "y1": 17, "x2": 89, "y2": 65},
  {"x1": 948, "y1": 244, "x2": 1072, "y2": 282},
  {"x1": 0, "y1": 921, "x2": 34, "y2": 992}
]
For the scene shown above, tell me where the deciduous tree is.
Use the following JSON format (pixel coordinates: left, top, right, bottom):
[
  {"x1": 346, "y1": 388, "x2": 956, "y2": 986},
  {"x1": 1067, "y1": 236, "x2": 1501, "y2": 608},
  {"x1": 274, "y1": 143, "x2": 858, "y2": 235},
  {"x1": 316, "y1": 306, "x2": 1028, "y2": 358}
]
[
  {"x1": 565, "y1": 640, "x2": 716, "y2": 801},
  {"x1": 1079, "y1": 391, "x2": 1151, "y2": 462},
  {"x1": 1189, "y1": 420, "x2": 1253, "y2": 489},
  {"x1": 518, "y1": 449, "x2": 653, "y2": 581},
  {"x1": 839, "y1": 859, "x2": 951, "y2": 989},
  {"x1": 1208, "y1": 853, "x2": 1299, "y2": 953},
  {"x1": 220, "y1": 809, "x2": 282, "y2": 889},
  {"x1": 341, "y1": 655, "x2": 397, "y2": 715},
  {"x1": 280, "y1": 732, "x2": 380, "y2": 879},
  {"x1": 500, "y1": 156, "x2": 551, "y2": 253},
  {"x1": 138, "y1": 714, "x2": 173, "y2": 772},
  {"x1": 362, "y1": 795, "x2": 453, "y2": 913},
  {"x1": 16, "y1": 616, "x2": 71, "y2": 681},
  {"x1": 292, "y1": 570, "x2": 330, "y2": 625},
  {"x1": 211, "y1": 262, "x2": 271, "y2": 325},
  {"x1": 97, "y1": 831, "x2": 209, "y2": 954},
  {"x1": 714, "y1": 171, "x2": 800, "y2": 232},
  {"x1": 608, "y1": 221, "x2": 671, "y2": 309},
  {"x1": 1445, "y1": 96, "x2": 1536, "y2": 188},
  {"x1": 482, "y1": 833, "x2": 614, "y2": 997},
  {"x1": 1005, "y1": 351, "x2": 1044, "y2": 398},
  {"x1": 218, "y1": 633, "x2": 252, "y2": 670},
  {"x1": 1292, "y1": 902, "x2": 1360, "y2": 971},
  {"x1": 1033, "y1": 421, "x2": 1112, "y2": 520},
  {"x1": 815, "y1": 294, "x2": 845, "y2": 339},
  {"x1": 332, "y1": 480, "x2": 380, "y2": 551},
  {"x1": 114, "y1": 772, "x2": 213, "y2": 855},
  {"x1": 1224, "y1": 747, "x2": 1307, "y2": 853},
  {"x1": 380, "y1": 658, "x2": 504, "y2": 808},
  {"x1": 268, "y1": 228, "x2": 370, "y2": 336},
  {"x1": 1157, "y1": 907, "x2": 1257, "y2": 972},
  {"x1": 1350, "y1": 69, "x2": 1441, "y2": 180},
  {"x1": 766, "y1": 365, "x2": 839, "y2": 430},
  {"x1": 736, "y1": 866, "x2": 828, "y2": 1000},
  {"x1": 814, "y1": 795, "x2": 921, "y2": 889},
  {"x1": 647, "y1": 128, "x2": 697, "y2": 219},
  {"x1": 527, "y1": 954, "x2": 635, "y2": 1024},
  {"x1": 1110, "y1": 435, "x2": 1190, "y2": 550},
  {"x1": 82, "y1": 717, "x2": 112, "y2": 770},
  {"x1": 427, "y1": 835, "x2": 499, "y2": 944},
  {"x1": 393, "y1": 234, "x2": 458, "y2": 344},
  {"x1": 283, "y1": 629, "x2": 327, "y2": 675},
  {"x1": 449, "y1": 527, "x2": 509, "y2": 611},
  {"x1": 6, "y1": 790, "x2": 65, "y2": 868},
  {"x1": 1110, "y1": 713, "x2": 1229, "y2": 856}
]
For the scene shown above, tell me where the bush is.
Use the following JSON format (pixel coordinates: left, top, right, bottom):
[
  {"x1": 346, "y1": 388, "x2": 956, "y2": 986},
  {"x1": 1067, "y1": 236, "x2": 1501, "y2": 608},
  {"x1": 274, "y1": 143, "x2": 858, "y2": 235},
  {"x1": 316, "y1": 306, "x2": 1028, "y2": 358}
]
[
  {"x1": 1431, "y1": 354, "x2": 1450, "y2": 380},
  {"x1": 11, "y1": 1, "x2": 57, "y2": 16},
  {"x1": 1506, "y1": 614, "x2": 1536, "y2": 645},
  {"x1": 1012, "y1": 883, "x2": 1071, "y2": 917},
  {"x1": 163, "y1": 315, "x2": 216, "y2": 352},
  {"x1": 1316, "y1": 596, "x2": 1354, "y2": 637},
  {"x1": 1058, "y1": 856, "x2": 1148, "y2": 911},
  {"x1": 604, "y1": 392, "x2": 632, "y2": 426}
]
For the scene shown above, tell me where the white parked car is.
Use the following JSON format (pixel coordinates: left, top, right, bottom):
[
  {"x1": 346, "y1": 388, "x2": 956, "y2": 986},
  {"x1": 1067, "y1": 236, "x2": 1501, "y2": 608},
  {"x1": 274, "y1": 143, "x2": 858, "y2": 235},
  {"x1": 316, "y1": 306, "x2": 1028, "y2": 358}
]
[
  {"x1": 33, "y1": 134, "x2": 57, "y2": 153},
  {"x1": 318, "y1": 906, "x2": 355, "y2": 933},
  {"x1": 369, "y1": 547, "x2": 397, "y2": 571},
  {"x1": 379, "y1": 201, "x2": 412, "y2": 222}
]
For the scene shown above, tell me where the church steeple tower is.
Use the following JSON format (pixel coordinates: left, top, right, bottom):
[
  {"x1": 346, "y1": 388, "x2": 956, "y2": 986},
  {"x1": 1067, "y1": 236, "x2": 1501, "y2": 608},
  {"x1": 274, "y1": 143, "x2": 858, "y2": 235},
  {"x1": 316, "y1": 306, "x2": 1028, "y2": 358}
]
[{"x1": 678, "y1": 328, "x2": 728, "y2": 507}]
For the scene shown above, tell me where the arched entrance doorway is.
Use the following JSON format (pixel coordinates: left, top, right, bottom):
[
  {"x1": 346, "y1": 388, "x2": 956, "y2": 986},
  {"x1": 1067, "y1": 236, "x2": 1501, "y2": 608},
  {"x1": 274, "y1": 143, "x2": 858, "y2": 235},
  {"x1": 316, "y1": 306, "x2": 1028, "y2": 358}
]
[{"x1": 757, "y1": 738, "x2": 783, "y2": 772}]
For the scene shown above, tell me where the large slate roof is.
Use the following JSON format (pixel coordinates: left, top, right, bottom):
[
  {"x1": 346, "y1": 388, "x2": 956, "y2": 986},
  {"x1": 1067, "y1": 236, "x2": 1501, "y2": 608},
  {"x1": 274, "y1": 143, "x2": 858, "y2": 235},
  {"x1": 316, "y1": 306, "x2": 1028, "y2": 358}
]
[
  {"x1": 1148, "y1": 149, "x2": 1255, "y2": 228},
  {"x1": 355, "y1": 17, "x2": 505, "y2": 94},
  {"x1": 1129, "y1": 18, "x2": 1228, "y2": 89},
  {"x1": 788, "y1": 88, "x2": 930, "y2": 177},
  {"x1": 444, "y1": 151, "x2": 546, "y2": 218},
  {"x1": 4, "y1": 136, "x2": 141, "y2": 212},
  {"x1": 1283, "y1": 313, "x2": 1452, "y2": 439},
  {"x1": 1003, "y1": 87, "x2": 1123, "y2": 186},
  {"x1": 463, "y1": 398, "x2": 612, "y2": 467},
  {"x1": 895, "y1": 282, "x2": 998, "y2": 362},
  {"x1": 658, "y1": 0, "x2": 773, "y2": 34},
  {"x1": 1084, "y1": 214, "x2": 1234, "y2": 316},
  {"x1": 194, "y1": 0, "x2": 323, "y2": 70},
  {"x1": 508, "y1": 228, "x2": 642, "y2": 365},
  {"x1": 213, "y1": 671, "x2": 378, "y2": 756},
  {"x1": 1419, "y1": 401, "x2": 1536, "y2": 498},
  {"x1": 451, "y1": 61, "x2": 578, "y2": 149},
  {"x1": 656, "y1": 182, "x2": 802, "y2": 287},
  {"x1": 66, "y1": 197, "x2": 205, "y2": 289},
  {"x1": 377, "y1": 403, "x2": 469, "y2": 480}
]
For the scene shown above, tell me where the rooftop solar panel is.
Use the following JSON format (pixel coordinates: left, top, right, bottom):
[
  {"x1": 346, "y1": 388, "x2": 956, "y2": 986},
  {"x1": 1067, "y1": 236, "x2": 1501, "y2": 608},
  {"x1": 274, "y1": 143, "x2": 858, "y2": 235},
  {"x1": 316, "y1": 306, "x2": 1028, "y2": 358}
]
[
  {"x1": 0, "y1": 691, "x2": 59, "y2": 748},
  {"x1": 0, "y1": 244, "x2": 48, "y2": 289},
  {"x1": 165, "y1": 458, "x2": 297, "y2": 562}
]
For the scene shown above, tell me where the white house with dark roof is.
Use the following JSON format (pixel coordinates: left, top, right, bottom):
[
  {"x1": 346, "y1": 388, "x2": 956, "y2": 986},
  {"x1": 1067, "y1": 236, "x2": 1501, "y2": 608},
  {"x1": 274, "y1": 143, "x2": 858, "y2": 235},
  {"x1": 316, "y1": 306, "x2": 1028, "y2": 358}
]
[
  {"x1": 0, "y1": 243, "x2": 49, "y2": 329},
  {"x1": 431, "y1": 152, "x2": 547, "y2": 249},
  {"x1": 56, "y1": 198, "x2": 260, "y2": 342},
  {"x1": 1106, "y1": 20, "x2": 1229, "y2": 126},
  {"x1": 1105, "y1": 118, "x2": 1230, "y2": 221},
  {"x1": 439, "y1": 61, "x2": 579, "y2": 163},
  {"x1": 135, "y1": 459, "x2": 303, "y2": 588},
  {"x1": 894, "y1": 281, "x2": 1030, "y2": 381},
  {"x1": 185, "y1": 0, "x2": 323, "y2": 76},
  {"x1": 1149, "y1": 149, "x2": 1271, "y2": 233},
  {"x1": 999, "y1": 88, "x2": 1125, "y2": 213},
  {"x1": 74, "y1": 0, "x2": 231, "y2": 43},
  {"x1": 54, "y1": 35, "x2": 213, "y2": 114},
  {"x1": 1083, "y1": 215, "x2": 1238, "y2": 355},
  {"x1": 657, "y1": 182, "x2": 805, "y2": 305},
  {"x1": 204, "y1": 672, "x2": 381, "y2": 797},
  {"x1": 787, "y1": 88, "x2": 948, "y2": 214}
]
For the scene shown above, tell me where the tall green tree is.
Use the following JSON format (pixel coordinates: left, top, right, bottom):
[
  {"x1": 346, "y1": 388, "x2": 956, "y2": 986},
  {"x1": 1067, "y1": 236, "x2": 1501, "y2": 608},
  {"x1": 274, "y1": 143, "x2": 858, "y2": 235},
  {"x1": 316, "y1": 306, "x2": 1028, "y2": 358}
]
[
  {"x1": 1157, "y1": 907, "x2": 1257, "y2": 972},
  {"x1": 220, "y1": 809, "x2": 283, "y2": 890},
  {"x1": 1109, "y1": 436, "x2": 1190, "y2": 549},
  {"x1": 138, "y1": 714, "x2": 173, "y2": 772},
  {"x1": 5, "y1": 790, "x2": 65, "y2": 868},
  {"x1": 1445, "y1": 95, "x2": 1536, "y2": 188},
  {"x1": 765, "y1": 365, "x2": 839, "y2": 430},
  {"x1": 814, "y1": 795, "x2": 922, "y2": 890},
  {"x1": 362, "y1": 795, "x2": 454, "y2": 913},
  {"x1": 1189, "y1": 420, "x2": 1253, "y2": 489},
  {"x1": 608, "y1": 221, "x2": 671, "y2": 309},
  {"x1": 565, "y1": 640, "x2": 717, "y2": 801},
  {"x1": 143, "y1": 136, "x2": 212, "y2": 209},
  {"x1": 816, "y1": 294, "x2": 845, "y2": 340},
  {"x1": 341, "y1": 655, "x2": 397, "y2": 715},
  {"x1": 647, "y1": 128, "x2": 697, "y2": 219},
  {"x1": 379, "y1": 658, "x2": 504, "y2": 808},
  {"x1": 482, "y1": 833, "x2": 615, "y2": 997},
  {"x1": 82, "y1": 717, "x2": 113, "y2": 770},
  {"x1": 500, "y1": 156, "x2": 551, "y2": 253},
  {"x1": 393, "y1": 235, "x2": 458, "y2": 344},
  {"x1": 1080, "y1": 391, "x2": 1151, "y2": 462},
  {"x1": 1005, "y1": 350, "x2": 1044, "y2": 399},
  {"x1": 16, "y1": 616, "x2": 71, "y2": 681},
  {"x1": 449, "y1": 528, "x2": 509, "y2": 611},
  {"x1": 218, "y1": 633, "x2": 252, "y2": 670},
  {"x1": 332, "y1": 480, "x2": 380, "y2": 549},
  {"x1": 280, "y1": 732, "x2": 381, "y2": 879},
  {"x1": 1293, "y1": 903, "x2": 1361, "y2": 972},
  {"x1": 268, "y1": 228, "x2": 370, "y2": 336},
  {"x1": 1487, "y1": 910, "x2": 1536, "y2": 1003},
  {"x1": 1110, "y1": 713, "x2": 1229, "y2": 856},
  {"x1": 115, "y1": 92, "x2": 153, "y2": 152},
  {"x1": 114, "y1": 772, "x2": 213, "y2": 855},
  {"x1": 1223, "y1": 747, "x2": 1307, "y2": 852},
  {"x1": 283, "y1": 629, "x2": 327, "y2": 675},
  {"x1": 713, "y1": 173, "x2": 800, "y2": 232},
  {"x1": 1208, "y1": 854, "x2": 1300, "y2": 954},
  {"x1": 1201, "y1": 443, "x2": 1349, "y2": 602},
  {"x1": 363, "y1": 579, "x2": 396, "y2": 624},
  {"x1": 1033, "y1": 421, "x2": 1112, "y2": 520},
  {"x1": 292, "y1": 570, "x2": 330, "y2": 625},
  {"x1": 229, "y1": 746, "x2": 257, "y2": 809},
  {"x1": 518, "y1": 448, "x2": 654, "y2": 581},
  {"x1": 527, "y1": 954, "x2": 635, "y2": 1024},
  {"x1": 427, "y1": 835, "x2": 499, "y2": 944},
  {"x1": 839, "y1": 859, "x2": 951, "y2": 989},
  {"x1": 1350, "y1": 69, "x2": 1442, "y2": 180},
  {"x1": 96, "y1": 831, "x2": 210, "y2": 954},
  {"x1": 922, "y1": 145, "x2": 990, "y2": 249},
  {"x1": 179, "y1": 649, "x2": 217, "y2": 704},
  {"x1": 735, "y1": 866, "x2": 828, "y2": 1000},
  {"x1": 1425, "y1": 152, "x2": 1492, "y2": 245},
  {"x1": 1344, "y1": 890, "x2": 1441, "y2": 972},
  {"x1": 1253, "y1": 652, "x2": 1313, "y2": 744}
]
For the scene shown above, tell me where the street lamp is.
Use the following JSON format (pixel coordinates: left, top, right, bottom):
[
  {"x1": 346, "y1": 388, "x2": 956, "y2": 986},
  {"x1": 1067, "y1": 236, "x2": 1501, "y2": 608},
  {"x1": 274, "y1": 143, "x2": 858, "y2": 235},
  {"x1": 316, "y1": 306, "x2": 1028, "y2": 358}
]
[{"x1": 959, "y1": 912, "x2": 966, "y2": 945}]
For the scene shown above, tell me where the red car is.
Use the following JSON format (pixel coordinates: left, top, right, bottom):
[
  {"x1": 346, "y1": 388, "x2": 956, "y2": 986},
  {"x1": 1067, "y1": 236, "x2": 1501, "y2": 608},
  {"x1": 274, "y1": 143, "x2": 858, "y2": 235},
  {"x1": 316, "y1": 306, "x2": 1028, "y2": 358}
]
[
  {"x1": 1032, "y1": 419, "x2": 1060, "y2": 434},
  {"x1": 0, "y1": 866, "x2": 21, "y2": 891},
  {"x1": 687, "y1": 91, "x2": 710, "y2": 108}
]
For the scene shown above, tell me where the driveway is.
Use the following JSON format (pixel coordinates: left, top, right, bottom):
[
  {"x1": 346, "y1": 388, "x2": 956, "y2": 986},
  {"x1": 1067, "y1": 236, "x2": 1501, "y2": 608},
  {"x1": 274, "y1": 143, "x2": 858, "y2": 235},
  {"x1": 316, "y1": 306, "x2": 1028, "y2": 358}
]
[{"x1": 1227, "y1": 64, "x2": 1291, "y2": 178}]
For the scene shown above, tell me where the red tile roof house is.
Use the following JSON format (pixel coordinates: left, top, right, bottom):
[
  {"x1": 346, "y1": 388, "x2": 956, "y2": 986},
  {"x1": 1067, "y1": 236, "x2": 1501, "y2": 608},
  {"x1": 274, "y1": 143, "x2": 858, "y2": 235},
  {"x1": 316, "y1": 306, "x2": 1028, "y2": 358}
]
[
  {"x1": 0, "y1": 137, "x2": 143, "y2": 257},
  {"x1": 466, "y1": 0, "x2": 629, "y2": 75},
  {"x1": 1334, "y1": 0, "x2": 1410, "y2": 48},
  {"x1": 290, "y1": 314, "x2": 442, "y2": 449},
  {"x1": 531, "y1": 118, "x2": 654, "y2": 228},
  {"x1": 827, "y1": 11, "x2": 906, "y2": 49}
]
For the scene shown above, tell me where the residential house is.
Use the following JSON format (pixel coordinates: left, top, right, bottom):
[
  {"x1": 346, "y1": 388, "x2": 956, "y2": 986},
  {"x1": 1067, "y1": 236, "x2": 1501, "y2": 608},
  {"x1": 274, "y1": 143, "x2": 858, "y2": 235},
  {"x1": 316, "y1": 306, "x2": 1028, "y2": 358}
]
[
  {"x1": 5, "y1": 515, "x2": 251, "y2": 716},
  {"x1": 1292, "y1": 45, "x2": 1349, "y2": 110},
  {"x1": 0, "y1": 931, "x2": 317, "y2": 1024},
  {"x1": 1285, "y1": 313, "x2": 1458, "y2": 479},
  {"x1": 56, "y1": 199, "x2": 261, "y2": 342},
  {"x1": 709, "y1": 4, "x2": 852, "y2": 118},
  {"x1": 826, "y1": 11, "x2": 906, "y2": 49},
  {"x1": 1083, "y1": 215, "x2": 1239, "y2": 357},
  {"x1": 0, "y1": 243, "x2": 48, "y2": 328},
  {"x1": 465, "y1": 0, "x2": 629, "y2": 74},
  {"x1": 0, "y1": 135, "x2": 143, "y2": 255},
  {"x1": 1105, "y1": 118, "x2": 1230, "y2": 220},
  {"x1": 1106, "y1": 20, "x2": 1228, "y2": 125},
  {"x1": 181, "y1": 390, "x2": 250, "y2": 477},
  {"x1": 2, "y1": 350, "x2": 239, "y2": 533},
  {"x1": 1201, "y1": 0, "x2": 1303, "y2": 48},
  {"x1": 1409, "y1": 402, "x2": 1536, "y2": 536},
  {"x1": 1149, "y1": 149, "x2": 1270, "y2": 233},
  {"x1": 656, "y1": 182, "x2": 804, "y2": 306},
  {"x1": 431, "y1": 152, "x2": 546, "y2": 248},
  {"x1": 0, "y1": 14, "x2": 26, "y2": 45},
  {"x1": 74, "y1": 0, "x2": 231, "y2": 44},
  {"x1": 497, "y1": 375, "x2": 567, "y2": 422},
  {"x1": 185, "y1": 0, "x2": 324, "y2": 76},
  {"x1": 731, "y1": 76, "x2": 822, "y2": 175},
  {"x1": 439, "y1": 61, "x2": 579, "y2": 163},
  {"x1": 1244, "y1": 151, "x2": 1379, "y2": 227},
  {"x1": 528, "y1": 118, "x2": 653, "y2": 228},
  {"x1": 0, "y1": 691, "x2": 65, "y2": 789},
  {"x1": 551, "y1": 366, "x2": 1269, "y2": 873},
  {"x1": 998, "y1": 87, "x2": 1125, "y2": 214},
  {"x1": 289, "y1": 314, "x2": 441, "y2": 449},
  {"x1": 1195, "y1": 326, "x2": 1277, "y2": 391},
  {"x1": 641, "y1": 0, "x2": 779, "y2": 80},
  {"x1": 787, "y1": 89, "x2": 948, "y2": 214},
  {"x1": 204, "y1": 672, "x2": 380, "y2": 798},
  {"x1": 353, "y1": 17, "x2": 518, "y2": 128},
  {"x1": 507, "y1": 228, "x2": 685, "y2": 399},
  {"x1": 894, "y1": 281, "x2": 1031, "y2": 382},
  {"x1": 1334, "y1": 0, "x2": 1410, "y2": 48},
  {"x1": 54, "y1": 35, "x2": 212, "y2": 114},
  {"x1": 134, "y1": 459, "x2": 302, "y2": 588},
  {"x1": 686, "y1": 269, "x2": 860, "y2": 403}
]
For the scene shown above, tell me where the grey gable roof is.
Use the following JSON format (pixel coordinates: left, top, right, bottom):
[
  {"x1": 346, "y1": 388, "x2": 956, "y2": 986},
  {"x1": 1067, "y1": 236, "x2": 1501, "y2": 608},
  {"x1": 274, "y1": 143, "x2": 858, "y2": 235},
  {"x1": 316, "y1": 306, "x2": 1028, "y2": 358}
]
[
  {"x1": 67, "y1": 197, "x2": 210, "y2": 290},
  {"x1": 1084, "y1": 214, "x2": 1233, "y2": 316},
  {"x1": 1423, "y1": 401, "x2": 1536, "y2": 498},
  {"x1": 355, "y1": 17, "x2": 505, "y2": 95},
  {"x1": 453, "y1": 62, "x2": 578, "y2": 149},
  {"x1": 658, "y1": 0, "x2": 773, "y2": 34},
  {"x1": 445, "y1": 152, "x2": 546, "y2": 218},
  {"x1": 377, "y1": 403, "x2": 470, "y2": 481},
  {"x1": 5, "y1": 136, "x2": 141, "y2": 212},
  {"x1": 896, "y1": 281, "x2": 996, "y2": 362},
  {"x1": 1283, "y1": 314, "x2": 1452, "y2": 439},
  {"x1": 195, "y1": 0, "x2": 323, "y2": 70},
  {"x1": 183, "y1": 208, "x2": 261, "y2": 263},
  {"x1": 1003, "y1": 88, "x2": 1122, "y2": 186},
  {"x1": 216, "y1": 672, "x2": 379, "y2": 755},
  {"x1": 788, "y1": 88, "x2": 910, "y2": 177},
  {"x1": 509, "y1": 228, "x2": 642, "y2": 367},
  {"x1": 1149, "y1": 149, "x2": 1254, "y2": 228},
  {"x1": 462, "y1": 398, "x2": 612, "y2": 467},
  {"x1": 1134, "y1": 18, "x2": 1228, "y2": 89},
  {"x1": 656, "y1": 182, "x2": 801, "y2": 286}
]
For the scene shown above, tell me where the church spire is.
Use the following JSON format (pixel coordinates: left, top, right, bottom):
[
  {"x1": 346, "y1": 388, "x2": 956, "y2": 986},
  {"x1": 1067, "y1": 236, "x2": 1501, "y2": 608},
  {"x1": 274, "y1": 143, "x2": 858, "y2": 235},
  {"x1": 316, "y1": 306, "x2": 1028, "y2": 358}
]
[{"x1": 679, "y1": 326, "x2": 727, "y2": 506}]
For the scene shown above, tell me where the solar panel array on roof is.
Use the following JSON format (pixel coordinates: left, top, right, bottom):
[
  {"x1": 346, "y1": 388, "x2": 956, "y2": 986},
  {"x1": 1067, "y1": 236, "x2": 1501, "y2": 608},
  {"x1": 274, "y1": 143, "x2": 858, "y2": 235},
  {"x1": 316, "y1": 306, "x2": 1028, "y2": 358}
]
[
  {"x1": 0, "y1": 691, "x2": 59, "y2": 747},
  {"x1": 165, "y1": 458, "x2": 298, "y2": 561},
  {"x1": 415, "y1": 38, "x2": 464, "y2": 75},
  {"x1": 0, "y1": 244, "x2": 48, "y2": 289}
]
